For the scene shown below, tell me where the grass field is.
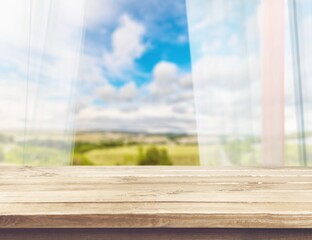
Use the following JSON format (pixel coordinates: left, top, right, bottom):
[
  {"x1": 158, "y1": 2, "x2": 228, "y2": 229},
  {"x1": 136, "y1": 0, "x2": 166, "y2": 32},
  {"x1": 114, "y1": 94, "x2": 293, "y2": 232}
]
[
  {"x1": 85, "y1": 144, "x2": 201, "y2": 166},
  {"x1": 2, "y1": 143, "x2": 311, "y2": 166},
  {"x1": 1, "y1": 131, "x2": 312, "y2": 166}
]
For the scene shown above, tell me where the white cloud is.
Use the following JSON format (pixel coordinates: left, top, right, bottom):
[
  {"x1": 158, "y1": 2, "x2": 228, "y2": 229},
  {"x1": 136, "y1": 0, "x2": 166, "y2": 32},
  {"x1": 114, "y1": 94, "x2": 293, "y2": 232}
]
[
  {"x1": 201, "y1": 40, "x2": 222, "y2": 54},
  {"x1": 103, "y1": 14, "x2": 146, "y2": 73},
  {"x1": 191, "y1": 47, "x2": 262, "y2": 135},
  {"x1": 119, "y1": 82, "x2": 138, "y2": 101},
  {"x1": 76, "y1": 103, "x2": 196, "y2": 134},
  {"x1": 245, "y1": 3, "x2": 261, "y2": 47},
  {"x1": 187, "y1": 0, "x2": 239, "y2": 32},
  {"x1": 148, "y1": 61, "x2": 195, "y2": 109},
  {"x1": 0, "y1": 0, "x2": 31, "y2": 48},
  {"x1": 96, "y1": 81, "x2": 139, "y2": 102},
  {"x1": 149, "y1": 61, "x2": 179, "y2": 96},
  {"x1": 96, "y1": 84, "x2": 117, "y2": 102},
  {"x1": 79, "y1": 56, "x2": 103, "y2": 84},
  {"x1": 193, "y1": 55, "x2": 260, "y2": 89},
  {"x1": 0, "y1": 1, "x2": 197, "y2": 135},
  {"x1": 0, "y1": 77, "x2": 76, "y2": 132},
  {"x1": 79, "y1": 59, "x2": 196, "y2": 133},
  {"x1": 71, "y1": 1, "x2": 195, "y2": 133},
  {"x1": 84, "y1": 0, "x2": 123, "y2": 28},
  {"x1": 153, "y1": 61, "x2": 178, "y2": 80},
  {"x1": 180, "y1": 74, "x2": 193, "y2": 88}
]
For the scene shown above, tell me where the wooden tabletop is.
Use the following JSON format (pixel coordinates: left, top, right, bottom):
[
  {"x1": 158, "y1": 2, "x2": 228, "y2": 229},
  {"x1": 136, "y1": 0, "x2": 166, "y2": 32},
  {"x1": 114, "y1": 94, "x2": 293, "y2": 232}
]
[{"x1": 0, "y1": 166, "x2": 312, "y2": 229}]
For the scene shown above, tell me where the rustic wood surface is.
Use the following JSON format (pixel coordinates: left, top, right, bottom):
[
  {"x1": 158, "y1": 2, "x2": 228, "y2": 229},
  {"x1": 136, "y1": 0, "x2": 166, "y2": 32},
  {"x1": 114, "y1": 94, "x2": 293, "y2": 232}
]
[
  {"x1": 0, "y1": 167, "x2": 312, "y2": 229},
  {"x1": 1, "y1": 228, "x2": 312, "y2": 240}
]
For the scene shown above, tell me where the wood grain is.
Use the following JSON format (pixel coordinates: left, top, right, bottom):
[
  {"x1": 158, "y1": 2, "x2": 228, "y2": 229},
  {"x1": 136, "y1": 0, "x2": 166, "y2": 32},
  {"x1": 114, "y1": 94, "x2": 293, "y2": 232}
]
[
  {"x1": 1, "y1": 228, "x2": 312, "y2": 240},
  {"x1": 0, "y1": 167, "x2": 312, "y2": 229}
]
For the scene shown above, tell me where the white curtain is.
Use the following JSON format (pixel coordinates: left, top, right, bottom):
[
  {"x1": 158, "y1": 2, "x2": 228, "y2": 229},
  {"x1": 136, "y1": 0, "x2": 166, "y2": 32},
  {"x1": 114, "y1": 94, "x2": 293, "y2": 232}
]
[
  {"x1": 186, "y1": 0, "x2": 312, "y2": 166},
  {"x1": 287, "y1": 0, "x2": 312, "y2": 166},
  {"x1": 0, "y1": 0, "x2": 85, "y2": 165}
]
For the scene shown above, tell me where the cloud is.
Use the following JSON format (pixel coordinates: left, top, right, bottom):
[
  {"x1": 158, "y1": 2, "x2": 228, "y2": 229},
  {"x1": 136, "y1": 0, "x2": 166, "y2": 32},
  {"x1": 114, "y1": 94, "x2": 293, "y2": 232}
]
[
  {"x1": 80, "y1": 59, "x2": 196, "y2": 133},
  {"x1": 119, "y1": 82, "x2": 138, "y2": 101},
  {"x1": 0, "y1": 76, "x2": 77, "y2": 132},
  {"x1": 82, "y1": 0, "x2": 188, "y2": 46},
  {"x1": 148, "y1": 61, "x2": 195, "y2": 107},
  {"x1": 76, "y1": 103, "x2": 196, "y2": 134},
  {"x1": 103, "y1": 14, "x2": 146, "y2": 73},
  {"x1": 153, "y1": 61, "x2": 178, "y2": 80},
  {"x1": 79, "y1": 55, "x2": 104, "y2": 84},
  {"x1": 0, "y1": 0, "x2": 33, "y2": 47},
  {"x1": 193, "y1": 55, "x2": 260, "y2": 90},
  {"x1": 191, "y1": 53, "x2": 262, "y2": 135},
  {"x1": 84, "y1": 0, "x2": 124, "y2": 28},
  {"x1": 187, "y1": 0, "x2": 239, "y2": 32},
  {"x1": 96, "y1": 81, "x2": 139, "y2": 102},
  {"x1": 96, "y1": 84, "x2": 117, "y2": 102},
  {"x1": 186, "y1": 0, "x2": 265, "y2": 136},
  {"x1": 0, "y1": 1, "x2": 197, "y2": 134},
  {"x1": 180, "y1": 74, "x2": 193, "y2": 88},
  {"x1": 149, "y1": 61, "x2": 179, "y2": 96},
  {"x1": 72, "y1": 1, "x2": 196, "y2": 133}
]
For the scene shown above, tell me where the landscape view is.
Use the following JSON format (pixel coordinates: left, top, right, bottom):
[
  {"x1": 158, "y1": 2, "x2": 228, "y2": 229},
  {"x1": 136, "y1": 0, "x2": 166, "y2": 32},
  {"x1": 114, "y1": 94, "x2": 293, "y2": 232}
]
[
  {"x1": 0, "y1": 0, "x2": 311, "y2": 167},
  {"x1": 0, "y1": 131, "x2": 199, "y2": 166},
  {"x1": 0, "y1": 130, "x2": 310, "y2": 166}
]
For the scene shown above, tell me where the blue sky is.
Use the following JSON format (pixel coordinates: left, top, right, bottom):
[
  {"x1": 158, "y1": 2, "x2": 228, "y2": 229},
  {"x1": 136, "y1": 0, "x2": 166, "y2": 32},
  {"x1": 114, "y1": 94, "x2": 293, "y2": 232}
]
[
  {"x1": 75, "y1": 0, "x2": 262, "y2": 134},
  {"x1": 83, "y1": 6, "x2": 191, "y2": 87},
  {"x1": 84, "y1": 1, "x2": 191, "y2": 74},
  {"x1": 75, "y1": 0, "x2": 196, "y2": 133}
]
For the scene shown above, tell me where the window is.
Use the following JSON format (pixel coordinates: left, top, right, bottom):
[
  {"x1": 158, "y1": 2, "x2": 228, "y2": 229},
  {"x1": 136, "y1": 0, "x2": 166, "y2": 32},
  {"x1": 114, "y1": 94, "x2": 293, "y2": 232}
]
[{"x1": 0, "y1": 0, "x2": 311, "y2": 167}]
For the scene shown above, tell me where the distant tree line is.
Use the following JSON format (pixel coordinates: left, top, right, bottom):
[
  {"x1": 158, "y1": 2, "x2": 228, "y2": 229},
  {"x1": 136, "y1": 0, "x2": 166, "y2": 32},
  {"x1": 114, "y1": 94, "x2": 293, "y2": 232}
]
[
  {"x1": 0, "y1": 147, "x2": 4, "y2": 162},
  {"x1": 0, "y1": 134, "x2": 13, "y2": 143},
  {"x1": 20, "y1": 140, "x2": 71, "y2": 149}
]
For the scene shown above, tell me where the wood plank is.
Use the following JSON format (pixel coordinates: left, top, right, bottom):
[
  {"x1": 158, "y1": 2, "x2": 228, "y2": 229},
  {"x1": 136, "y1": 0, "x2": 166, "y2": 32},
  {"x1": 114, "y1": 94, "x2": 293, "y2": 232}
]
[
  {"x1": 1, "y1": 166, "x2": 312, "y2": 173},
  {"x1": 1, "y1": 228, "x2": 312, "y2": 240},
  {"x1": 1, "y1": 190, "x2": 312, "y2": 203},
  {"x1": 1, "y1": 182, "x2": 312, "y2": 191},
  {"x1": 1, "y1": 214, "x2": 312, "y2": 228},
  {"x1": 1, "y1": 202, "x2": 312, "y2": 215},
  {"x1": 0, "y1": 167, "x2": 312, "y2": 228},
  {"x1": 1, "y1": 166, "x2": 312, "y2": 177}
]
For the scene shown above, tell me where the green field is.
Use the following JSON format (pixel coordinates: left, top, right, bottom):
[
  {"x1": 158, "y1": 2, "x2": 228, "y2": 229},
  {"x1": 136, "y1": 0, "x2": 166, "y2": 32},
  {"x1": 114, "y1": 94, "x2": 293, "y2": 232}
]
[
  {"x1": 2, "y1": 143, "x2": 310, "y2": 166},
  {"x1": 84, "y1": 144, "x2": 200, "y2": 166},
  {"x1": 1, "y1": 131, "x2": 312, "y2": 166}
]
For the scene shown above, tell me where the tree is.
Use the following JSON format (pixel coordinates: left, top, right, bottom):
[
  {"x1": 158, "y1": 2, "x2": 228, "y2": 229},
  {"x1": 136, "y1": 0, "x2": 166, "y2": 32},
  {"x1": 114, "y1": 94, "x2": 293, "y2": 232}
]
[{"x1": 138, "y1": 146, "x2": 172, "y2": 165}]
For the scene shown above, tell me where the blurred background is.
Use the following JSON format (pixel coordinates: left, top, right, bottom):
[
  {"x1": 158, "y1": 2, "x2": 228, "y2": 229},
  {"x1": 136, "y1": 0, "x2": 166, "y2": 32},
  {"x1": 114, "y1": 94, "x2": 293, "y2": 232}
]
[{"x1": 0, "y1": 0, "x2": 311, "y2": 166}]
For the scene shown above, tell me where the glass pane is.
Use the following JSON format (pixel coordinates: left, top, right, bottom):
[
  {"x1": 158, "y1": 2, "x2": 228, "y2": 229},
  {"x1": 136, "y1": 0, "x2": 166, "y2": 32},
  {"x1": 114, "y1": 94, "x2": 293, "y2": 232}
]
[
  {"x1": 72, "y1": 0, "x2": 197, "y2": 166},
  {"x1": 187, "y1": 0, "x2": 262, "y2": 166},
  {"x1": 187, "y1": 0, "x2": 312, "y2": 166},
  {"x1": 1, "y1": 0, "x2": 311, "y2": 167}
]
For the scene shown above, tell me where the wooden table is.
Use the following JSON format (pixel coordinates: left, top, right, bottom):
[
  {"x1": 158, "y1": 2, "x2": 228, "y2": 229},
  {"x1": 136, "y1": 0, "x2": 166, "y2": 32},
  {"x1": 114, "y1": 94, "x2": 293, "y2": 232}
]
[{"x1": 0, "y1": 167, "x2": 312, "y2": 239}]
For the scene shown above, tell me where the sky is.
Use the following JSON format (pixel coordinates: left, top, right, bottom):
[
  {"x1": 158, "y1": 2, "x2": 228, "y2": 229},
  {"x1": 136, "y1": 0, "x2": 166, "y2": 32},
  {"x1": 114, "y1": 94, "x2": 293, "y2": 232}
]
[
  {"x1": 75, "y1": 0, "x2": 196, "y2": 133},
  {"x1": 187, "y1": 0, "x2": 312, "y2": 139},
  {"x1": 0, "y1": 0, "x2": 312, "y2": 138},
  {"x1": 0, "y1": 0, "x2": 196, "y2": 135}
]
